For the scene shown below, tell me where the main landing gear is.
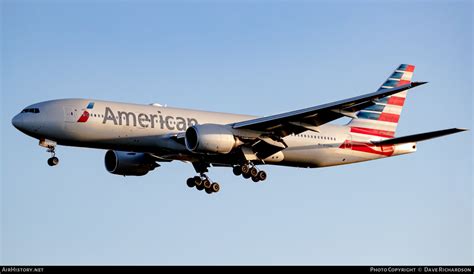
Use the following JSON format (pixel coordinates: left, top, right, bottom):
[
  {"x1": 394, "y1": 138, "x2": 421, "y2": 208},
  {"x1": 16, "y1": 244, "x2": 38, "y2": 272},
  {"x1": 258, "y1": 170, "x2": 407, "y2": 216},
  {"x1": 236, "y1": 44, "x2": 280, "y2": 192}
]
[
  {"x1": 187, "y1": 162, "x2": 219, "y2": 194},
  {"x1": 186, "y1": 162, "x2": 266, "y2": 194},
  {"x1": 232, "y1": 163, "x2": 267, "y2": 182},
  {"x1": 186, "y1": 174, "x2": 220, "y2": 194}
]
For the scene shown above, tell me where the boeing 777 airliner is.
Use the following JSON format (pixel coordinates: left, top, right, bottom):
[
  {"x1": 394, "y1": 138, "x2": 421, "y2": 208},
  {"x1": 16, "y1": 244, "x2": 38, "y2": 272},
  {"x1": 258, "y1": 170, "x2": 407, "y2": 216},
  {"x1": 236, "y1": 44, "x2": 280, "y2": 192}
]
[{"x1": 12, "y1": 64, "x2": 467, "y2": 194}]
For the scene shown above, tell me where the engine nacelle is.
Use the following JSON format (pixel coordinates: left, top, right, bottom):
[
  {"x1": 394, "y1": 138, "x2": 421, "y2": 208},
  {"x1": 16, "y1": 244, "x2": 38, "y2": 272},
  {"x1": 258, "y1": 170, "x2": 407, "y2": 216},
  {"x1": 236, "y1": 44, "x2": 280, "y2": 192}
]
[
  {"x1": 104, "y1": 150, "x2": 158, "y2": 176},
  {"x1": 185, "y1": 124, "x2": 238, "y2": 154}
]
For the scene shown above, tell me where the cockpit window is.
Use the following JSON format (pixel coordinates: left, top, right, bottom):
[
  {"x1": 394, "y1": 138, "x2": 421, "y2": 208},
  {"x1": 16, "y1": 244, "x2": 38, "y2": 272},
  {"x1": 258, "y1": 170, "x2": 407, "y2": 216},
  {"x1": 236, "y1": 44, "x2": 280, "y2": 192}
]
[{"x1": 21, "y1": 108, "x2": 40, "y2": 113}]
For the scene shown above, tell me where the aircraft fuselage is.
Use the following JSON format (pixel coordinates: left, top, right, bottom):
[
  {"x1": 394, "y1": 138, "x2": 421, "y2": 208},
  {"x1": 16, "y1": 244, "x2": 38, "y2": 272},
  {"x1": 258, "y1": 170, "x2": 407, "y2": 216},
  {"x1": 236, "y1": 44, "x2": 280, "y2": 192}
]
[{"x1": 12, "y1": 98, "x2": 415, "y2": 169}]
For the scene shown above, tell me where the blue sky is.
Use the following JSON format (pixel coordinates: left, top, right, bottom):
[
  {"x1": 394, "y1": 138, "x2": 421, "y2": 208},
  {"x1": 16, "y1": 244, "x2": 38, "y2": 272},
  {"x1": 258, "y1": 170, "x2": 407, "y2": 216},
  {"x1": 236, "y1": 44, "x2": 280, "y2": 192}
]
[{"x1": 1, "y1": 0, "x2": 472, "y2": 265}]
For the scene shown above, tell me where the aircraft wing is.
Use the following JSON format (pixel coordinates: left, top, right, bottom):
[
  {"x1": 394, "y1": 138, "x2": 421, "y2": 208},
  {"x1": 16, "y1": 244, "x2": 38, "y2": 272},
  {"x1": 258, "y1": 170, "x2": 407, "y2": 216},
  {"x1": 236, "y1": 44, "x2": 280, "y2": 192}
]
[
  {"x1": 371, "y1": 128, "x2": 468, "y2": 146},
  {"x1": 232, "y1": 82, "x2": 427, "y2": 137}
]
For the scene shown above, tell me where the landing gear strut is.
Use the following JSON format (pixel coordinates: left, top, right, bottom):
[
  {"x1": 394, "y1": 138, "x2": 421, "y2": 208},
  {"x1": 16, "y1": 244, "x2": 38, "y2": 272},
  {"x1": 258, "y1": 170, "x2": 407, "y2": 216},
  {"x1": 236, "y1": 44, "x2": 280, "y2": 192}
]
[
  {"x1": 186, "y1": 162, "x2": 220, "y2": 194},
  {"x1": 233, "y1": 163, "x2": 267, "y2": 182}
]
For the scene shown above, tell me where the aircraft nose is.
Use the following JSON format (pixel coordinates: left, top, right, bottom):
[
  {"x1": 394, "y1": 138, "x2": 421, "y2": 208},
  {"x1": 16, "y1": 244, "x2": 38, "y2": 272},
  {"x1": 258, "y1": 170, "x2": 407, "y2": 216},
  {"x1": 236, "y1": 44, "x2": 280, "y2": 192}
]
[{"x1": 11, "y1": 114, "x2": 24, "y2": 130}]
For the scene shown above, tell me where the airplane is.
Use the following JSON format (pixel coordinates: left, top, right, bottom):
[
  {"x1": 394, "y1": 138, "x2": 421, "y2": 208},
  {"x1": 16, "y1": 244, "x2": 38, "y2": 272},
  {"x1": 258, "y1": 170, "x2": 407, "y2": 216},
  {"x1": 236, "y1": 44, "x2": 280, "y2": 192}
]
[{"x1": 11, "y1": 64, "x2": 467, "y2": 194}]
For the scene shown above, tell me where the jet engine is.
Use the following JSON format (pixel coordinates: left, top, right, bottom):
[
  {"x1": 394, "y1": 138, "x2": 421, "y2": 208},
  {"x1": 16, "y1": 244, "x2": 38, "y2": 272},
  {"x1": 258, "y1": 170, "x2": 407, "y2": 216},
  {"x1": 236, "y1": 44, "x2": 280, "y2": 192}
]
[
  {"x1": 185, "y1": 124, "x2": 239, "y2": 154},
  {"x1": 104, "y1": 150, "x2": 159, "y2": 176}
]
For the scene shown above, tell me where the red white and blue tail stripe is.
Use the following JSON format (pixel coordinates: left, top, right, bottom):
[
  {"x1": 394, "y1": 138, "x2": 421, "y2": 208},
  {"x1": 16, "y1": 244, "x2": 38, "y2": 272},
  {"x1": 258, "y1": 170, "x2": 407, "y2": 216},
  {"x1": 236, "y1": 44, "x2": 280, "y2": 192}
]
[{"x1": 348, "y1": 64, "x2": 415, "y2": 139}]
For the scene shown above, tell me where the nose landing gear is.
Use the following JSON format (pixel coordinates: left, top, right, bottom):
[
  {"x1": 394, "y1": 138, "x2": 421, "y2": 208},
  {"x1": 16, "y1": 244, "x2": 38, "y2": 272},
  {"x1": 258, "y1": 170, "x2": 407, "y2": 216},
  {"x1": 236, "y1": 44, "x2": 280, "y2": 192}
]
[
  {"x1": 40, "y1": 139, "x2": 59, "y2": 167},
  {"x1": 46, "y1": 147, "x2": 59, "y2": 166}
]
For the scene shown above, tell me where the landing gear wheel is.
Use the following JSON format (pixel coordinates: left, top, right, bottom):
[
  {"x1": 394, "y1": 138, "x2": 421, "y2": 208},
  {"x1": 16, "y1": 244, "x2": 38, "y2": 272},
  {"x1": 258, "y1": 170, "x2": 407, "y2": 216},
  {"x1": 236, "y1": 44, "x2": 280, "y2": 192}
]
[
  {"x1": 205, "y1": 188, "x2": 213, "y2": 194},
  {"x1": 241, "y1": 165, "x2": 250, "y2": 174},
  {"x1": 250, "y1": 167, "x2": 258, "y2": 177},
  {"x1": 203, "y1": 179, "x2": 212, "y2": 189},
  {"x1": 194, "y1": 176, "x2": 203, "y2": 190},
  {"x1": 242, "y1": 173, "x2": 251, "y2": 179},
  {"x1": 47, "y1": 157, "x2": 59, "y2": 166},
  {"x1": 211, "y1": 183, "x2": 220, "y2": 193},
  {"x1": 186, "y1": 178, "x2": 195, "y2": 188},
  {"x1": 252, "y1": 176, "x2": 260, "y2": 182},
  {"x1": 233, "y1": 166, "x2": 242, "y2": 176},
  {"x1": 257, "y1": 171, "x2": 267, "y2": 181}
]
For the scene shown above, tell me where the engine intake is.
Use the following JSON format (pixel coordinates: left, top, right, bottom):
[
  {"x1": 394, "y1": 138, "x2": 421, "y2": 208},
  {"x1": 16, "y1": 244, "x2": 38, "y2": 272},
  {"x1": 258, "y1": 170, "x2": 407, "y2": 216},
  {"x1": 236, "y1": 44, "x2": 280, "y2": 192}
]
[
  {"x1": 185, "y1": 124, "x2": 238, "y2": 154},
  {"x1": 104, "y1": 150, "x2": 158, "y2": 176}
]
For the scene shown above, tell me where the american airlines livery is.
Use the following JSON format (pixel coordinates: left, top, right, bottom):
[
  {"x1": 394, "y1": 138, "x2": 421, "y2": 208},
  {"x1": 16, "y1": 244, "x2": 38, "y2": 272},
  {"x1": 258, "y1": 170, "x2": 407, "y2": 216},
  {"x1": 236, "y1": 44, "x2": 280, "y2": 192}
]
[{"x1": 12, "y1": 64, "x2": 467, "y2": 194}]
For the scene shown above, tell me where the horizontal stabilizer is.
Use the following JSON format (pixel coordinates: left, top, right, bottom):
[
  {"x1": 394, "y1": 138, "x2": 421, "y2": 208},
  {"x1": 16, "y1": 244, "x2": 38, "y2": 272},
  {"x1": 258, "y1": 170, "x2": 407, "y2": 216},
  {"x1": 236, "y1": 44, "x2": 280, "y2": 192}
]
[{"x1": 372, "y1": 128, "x2": 468, "y2": 145}]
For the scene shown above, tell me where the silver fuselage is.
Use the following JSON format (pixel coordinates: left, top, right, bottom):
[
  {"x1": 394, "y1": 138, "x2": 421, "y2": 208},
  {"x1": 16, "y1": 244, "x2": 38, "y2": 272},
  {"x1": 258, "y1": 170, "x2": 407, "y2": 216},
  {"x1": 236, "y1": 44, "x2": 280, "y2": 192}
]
[{"x1": 12, "y1": 99, "x2": 416, "y2": 168}]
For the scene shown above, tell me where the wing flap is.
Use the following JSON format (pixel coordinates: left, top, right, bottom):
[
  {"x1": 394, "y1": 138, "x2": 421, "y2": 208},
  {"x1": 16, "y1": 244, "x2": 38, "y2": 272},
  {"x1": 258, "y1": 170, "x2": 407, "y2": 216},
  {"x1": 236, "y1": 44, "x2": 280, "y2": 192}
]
[{"x1": 252, "y1": 137, "x2": 288, "y2": 159}]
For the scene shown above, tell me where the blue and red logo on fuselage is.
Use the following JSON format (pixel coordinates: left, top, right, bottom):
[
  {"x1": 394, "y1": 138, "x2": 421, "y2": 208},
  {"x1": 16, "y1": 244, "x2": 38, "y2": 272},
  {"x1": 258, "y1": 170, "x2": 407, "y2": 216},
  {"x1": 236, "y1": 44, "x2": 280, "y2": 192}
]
[{"x1": 77, "y1": 102, "x2": 94, "y2": 123}]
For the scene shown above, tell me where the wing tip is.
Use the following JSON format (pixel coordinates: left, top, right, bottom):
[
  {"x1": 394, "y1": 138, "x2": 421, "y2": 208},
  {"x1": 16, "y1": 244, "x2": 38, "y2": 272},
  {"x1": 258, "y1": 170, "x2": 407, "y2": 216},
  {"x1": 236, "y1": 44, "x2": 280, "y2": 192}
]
[{"x1": 411, "y1": 81, "x2": 428, "y2": 87}]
